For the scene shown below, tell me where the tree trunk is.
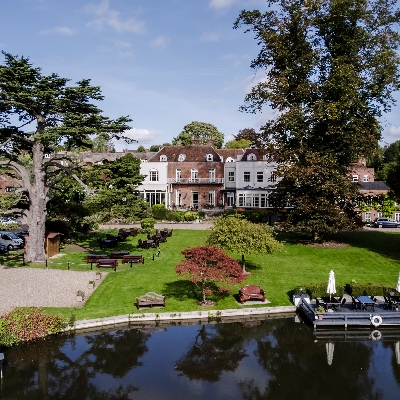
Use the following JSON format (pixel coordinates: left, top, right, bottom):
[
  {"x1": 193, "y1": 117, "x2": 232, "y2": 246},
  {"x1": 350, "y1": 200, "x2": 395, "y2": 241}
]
[
  {"x1": 242, "y1": 254, "x2": 246, "y2": 274},
  {"x1": 25, "y1": 142, "x2": 48, "y2": 262}
]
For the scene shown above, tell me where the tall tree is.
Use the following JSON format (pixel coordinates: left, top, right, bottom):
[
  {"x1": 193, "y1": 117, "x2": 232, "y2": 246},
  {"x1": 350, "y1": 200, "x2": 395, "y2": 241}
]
[
  {"x1": 91, "y1": 133, "x2": 115, "y2": 153},
  {"x1": 207, "y1": 214, "x2": 283, "y2": 273},
  {"x1": 82, "y1": 153, "x2": 150, "y2": 223},
  {"x1": 0, "y1": 52, "x2": 133, "y2": 261},
  {"x1": 234, "y1": 0, "x2": 400, "y2": 240},
  {"x1": 172, "y1": 121, "x2": 224, "y2": 148}
]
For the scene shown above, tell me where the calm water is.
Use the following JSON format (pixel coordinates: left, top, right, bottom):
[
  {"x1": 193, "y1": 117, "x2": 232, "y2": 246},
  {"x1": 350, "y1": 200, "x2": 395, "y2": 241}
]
[{"x1": 2, "y1": 315, "x2": 400, "y2": 399}]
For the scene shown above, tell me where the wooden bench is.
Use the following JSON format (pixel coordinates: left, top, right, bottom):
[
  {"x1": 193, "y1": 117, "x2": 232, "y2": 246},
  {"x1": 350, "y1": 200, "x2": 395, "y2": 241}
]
[
  {"x1": 86, "y1": 254, "x2": 107, "y2": 270},
  {"x1": 136, "y1": 292, "x2": 166, "y2": 310},
  {"x1": 109, "y1": 251, "x2": 130, "y2": 259},
  {"x1": 122, "y1": 254, "x2": 143, "y2": 267},
  {"x1": 239, "y1": 285, "x2": 266, "y2": 304},
  {"x1": 96, "y1": 258, "x2": 118, "y2": 271}
]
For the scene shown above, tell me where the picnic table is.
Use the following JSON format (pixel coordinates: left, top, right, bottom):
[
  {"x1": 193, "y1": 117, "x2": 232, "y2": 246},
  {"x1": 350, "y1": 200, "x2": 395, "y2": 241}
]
[
  {"x1": 86, "y1": 254, "x2": 107, "y2": 270},
  {"x1": 122, "y1": 254, "x2": 143, "y2": 267},
  {"x1": 96, "y1": 258, "x2": 118, "y2": 271}
]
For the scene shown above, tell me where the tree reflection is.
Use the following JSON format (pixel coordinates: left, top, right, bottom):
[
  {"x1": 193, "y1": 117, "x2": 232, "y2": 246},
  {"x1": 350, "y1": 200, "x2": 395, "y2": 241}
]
[
  {"x1": 2, "y1": 327, "x2": 150, "y2": 399},
  {"x1": 175, "y1": 323, "x2": 247, "y2": 381},
  {"x1": 239, "y1": 319, "x2": 378, "y2": 400}
]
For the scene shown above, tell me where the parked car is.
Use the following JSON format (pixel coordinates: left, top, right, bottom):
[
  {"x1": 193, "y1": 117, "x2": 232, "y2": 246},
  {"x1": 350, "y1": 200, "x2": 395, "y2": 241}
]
[
  {"x1": 372, "y1": 217, "x2": 400, "y2": 228},
  {"x1": 0, "y1": 217, "x2": 22, "y2": 225},
  {"x1": 0, "y1": 231, "x2": 24, "y2": 250},
  {"x1": 0, "y1": 243, "x2": 7, "y2": 254}
]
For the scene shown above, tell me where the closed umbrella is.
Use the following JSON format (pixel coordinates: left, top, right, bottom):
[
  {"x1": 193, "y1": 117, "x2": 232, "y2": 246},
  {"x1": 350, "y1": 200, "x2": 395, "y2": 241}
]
[
  {"x1": 396, "y1": 272, "x2": 400, "y2": 293},
  {"x1": 326, "y1": 342, "x2": 334, "y2": 366},
  {"x1": 327, "y1": 270, "x2": 336, "y2": 301}
]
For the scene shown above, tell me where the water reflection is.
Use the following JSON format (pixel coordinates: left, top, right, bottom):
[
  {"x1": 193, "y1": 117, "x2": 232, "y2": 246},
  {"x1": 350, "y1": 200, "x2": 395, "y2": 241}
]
[{"x1": 1, "y1": 316, "x2": 400, "y2": 399}]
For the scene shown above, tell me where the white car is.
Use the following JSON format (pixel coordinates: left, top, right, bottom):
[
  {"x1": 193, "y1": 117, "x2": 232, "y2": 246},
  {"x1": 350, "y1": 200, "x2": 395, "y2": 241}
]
[{"x1": 0, "y1": 231, "x2": 24, "y2": 250}]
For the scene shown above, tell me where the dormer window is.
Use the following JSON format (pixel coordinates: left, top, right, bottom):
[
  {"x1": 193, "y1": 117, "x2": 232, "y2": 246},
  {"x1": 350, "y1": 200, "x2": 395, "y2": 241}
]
[
  {"x1": 226, "y1": 157, "x2": 234, "y2": 162},
  {"x1": 206, "y1": 154, "x2": 213, "y2": 161},
  {"x1": 178, "y1": 154, "x2": 186, "y2": 162},
  {"x1": 247, "y1": 153, "x2": 257, "y2": 161},
  {"x1": 160, "y1": 155, "x2": 167, "y2": 162},
  {"x1": 44, "y1": 153, "x2": 51, "y2": 159}
]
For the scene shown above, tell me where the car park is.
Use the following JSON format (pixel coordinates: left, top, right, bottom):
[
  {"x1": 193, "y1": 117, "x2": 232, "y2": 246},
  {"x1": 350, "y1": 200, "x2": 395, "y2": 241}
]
[
  {"x1": 0, "y1": 231, "x2": 24, "y2": 250},
  {"x1": 372, "y1": 217, "x2": 400, "y2": 228}
]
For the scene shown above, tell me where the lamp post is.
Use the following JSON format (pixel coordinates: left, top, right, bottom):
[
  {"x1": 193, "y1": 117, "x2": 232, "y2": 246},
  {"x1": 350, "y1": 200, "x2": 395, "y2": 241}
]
[{"x1": 0, "y1": 352, "x2": 4, "y2": 379}]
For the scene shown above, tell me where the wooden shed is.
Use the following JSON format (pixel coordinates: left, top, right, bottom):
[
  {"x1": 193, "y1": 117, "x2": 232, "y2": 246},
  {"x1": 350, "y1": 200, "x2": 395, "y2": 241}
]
[{"x1": 45, "y1": 232, "x2": 61, "y2": 258}]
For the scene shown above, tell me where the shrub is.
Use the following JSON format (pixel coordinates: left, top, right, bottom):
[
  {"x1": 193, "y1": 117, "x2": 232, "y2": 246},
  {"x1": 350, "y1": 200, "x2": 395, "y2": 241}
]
[
  {"x1": 141, "y1": 218, "x2": 156, "y2": 234},
  {"x1": 0, "y1": 308, "x2": 66, "y2": 347},
  {"x1": 345, "y1": 283, "x2": 397, "y2": 296},
  {"x1": 294, "y1": 283, "x2": 344, "y2": 299},
  {"x1": 152, "y1": 204, "x2": 167, "y2": 220},
  {"x1": 184, "y1": 211, "x2": 198, "y2": 221}
]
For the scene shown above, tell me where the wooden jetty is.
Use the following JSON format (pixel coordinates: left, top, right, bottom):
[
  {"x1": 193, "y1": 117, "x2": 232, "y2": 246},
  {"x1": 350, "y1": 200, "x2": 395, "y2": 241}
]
[{"x1": 298, "y1": 297, "x2": 400, "y2": 330}]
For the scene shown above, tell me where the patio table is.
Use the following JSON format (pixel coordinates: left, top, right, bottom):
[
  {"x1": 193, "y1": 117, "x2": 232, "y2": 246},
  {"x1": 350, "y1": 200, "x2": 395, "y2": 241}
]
[{"x1": 357, "y1": 296, "x2": 375, "y2": 312}]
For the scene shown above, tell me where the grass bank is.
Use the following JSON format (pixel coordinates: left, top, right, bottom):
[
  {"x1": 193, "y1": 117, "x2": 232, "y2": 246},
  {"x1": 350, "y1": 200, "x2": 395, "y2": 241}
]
[{"x1": 4, "y1": 229, "x2": 400, "y2": 321}]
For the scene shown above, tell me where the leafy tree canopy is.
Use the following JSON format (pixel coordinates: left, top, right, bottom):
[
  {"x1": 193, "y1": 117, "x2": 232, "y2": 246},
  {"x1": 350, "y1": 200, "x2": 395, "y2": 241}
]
[
  {"x1": 149, "y1": 144, "x2": 162, "y2": 152},
  {"x1": 176, "y1": 246, "x2": 245, "y2": 305},
  {"x1": 225, "y1": 138, "x2": 252, "y2": 149},
  {"x1": 234, "y1": 0, "x2": 400, "y2": 239},
  {"x1": 136, "y1": 145, "x2": 146, "y2": 153},
  {"x1": 207, "y1": 213, "x2": 283, "y2": 272},
  {"x1": 0, "y1": 52, "x2": 133, "y2": 261},
  {"x1": 91, "y1": 133, "x2": 115, "y2": 153},
  {"x1": 172, "y1": 121, "x2": 224, "y2": 148}
]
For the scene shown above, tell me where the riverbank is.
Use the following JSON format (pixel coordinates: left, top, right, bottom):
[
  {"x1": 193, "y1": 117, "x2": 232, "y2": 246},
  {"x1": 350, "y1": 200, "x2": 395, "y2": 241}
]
[{"x1": 70, "y1": 305, "x2": 296, "y2": 332}]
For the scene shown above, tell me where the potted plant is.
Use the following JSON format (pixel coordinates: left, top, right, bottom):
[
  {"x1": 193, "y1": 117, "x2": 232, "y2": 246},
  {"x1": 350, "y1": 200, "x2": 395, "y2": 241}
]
[
  {"x1": 87, "y1": 280, "x2": 95, "y2": 289},
  {"x1": 95, "y1": 271, "x2": 102, "y2": 280},
  {"x1": 76, "y1": 290, "x2": 85, "y2": 302},
  {"x1": 315, "y1": 306, "x2": 325, "y2": 320}
]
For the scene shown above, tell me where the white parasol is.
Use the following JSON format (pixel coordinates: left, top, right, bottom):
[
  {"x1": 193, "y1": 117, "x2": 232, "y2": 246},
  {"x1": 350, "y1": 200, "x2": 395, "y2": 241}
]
[
  {"x1": 396, "y1": 272, "x2": 400, "y2": 293},
  {"x1": 326, "y1": 342, "x2": 334, "y2": 366},
  {"x1": 327, "y1": 270, "x2": 336, "y2": 301}
]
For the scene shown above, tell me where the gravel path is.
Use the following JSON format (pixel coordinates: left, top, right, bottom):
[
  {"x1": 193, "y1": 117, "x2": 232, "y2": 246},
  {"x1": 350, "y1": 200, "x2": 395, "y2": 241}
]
[
  {"x1": 0, "y1": 222, "x2": 213, "y2": 318},
  {"x1": 0, "y1": 266, "x2": 107, "y2": 317}
]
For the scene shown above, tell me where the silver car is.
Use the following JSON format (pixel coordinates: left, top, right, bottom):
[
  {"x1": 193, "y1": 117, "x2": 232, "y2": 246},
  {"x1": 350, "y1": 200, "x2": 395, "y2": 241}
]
[{"x1": 373, "y1": 217, "x2": 400, "y2": 228}]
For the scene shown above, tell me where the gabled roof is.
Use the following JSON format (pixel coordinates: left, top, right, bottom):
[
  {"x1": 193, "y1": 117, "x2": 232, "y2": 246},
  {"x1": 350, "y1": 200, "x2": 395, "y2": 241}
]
[{"x1": 148, "y1": 145, "x2": 222, "y2": 162}]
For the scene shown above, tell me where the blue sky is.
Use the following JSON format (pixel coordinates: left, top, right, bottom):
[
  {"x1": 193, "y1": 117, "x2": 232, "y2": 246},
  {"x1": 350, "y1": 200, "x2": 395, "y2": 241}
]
[{"x1": 1, "y1": 0, "x2": 399, "y2": 150}]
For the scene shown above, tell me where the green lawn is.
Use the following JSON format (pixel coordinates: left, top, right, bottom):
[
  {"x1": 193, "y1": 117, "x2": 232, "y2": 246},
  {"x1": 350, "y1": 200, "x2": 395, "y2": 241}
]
[{"x1": 4, "y1": 229, "x2": 400, "y2": 320}]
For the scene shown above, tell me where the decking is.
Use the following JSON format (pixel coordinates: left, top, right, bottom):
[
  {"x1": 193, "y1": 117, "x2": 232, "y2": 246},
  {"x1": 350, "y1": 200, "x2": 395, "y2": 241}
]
[{"x1": 298, "y1": 296, "x2": 400, "y2": 330}]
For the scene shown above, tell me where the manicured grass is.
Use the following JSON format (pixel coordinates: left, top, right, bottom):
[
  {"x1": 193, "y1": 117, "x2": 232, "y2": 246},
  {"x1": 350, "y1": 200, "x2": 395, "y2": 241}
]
[{"x1": 6, "y1": 229, "x2": 400, "y2": 320}]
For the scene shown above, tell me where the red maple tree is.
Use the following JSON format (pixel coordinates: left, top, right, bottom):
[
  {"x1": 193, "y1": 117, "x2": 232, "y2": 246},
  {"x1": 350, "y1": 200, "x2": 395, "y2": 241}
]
[{"x1": 175, "y1": 246, "x2": 246, "y2": 305}]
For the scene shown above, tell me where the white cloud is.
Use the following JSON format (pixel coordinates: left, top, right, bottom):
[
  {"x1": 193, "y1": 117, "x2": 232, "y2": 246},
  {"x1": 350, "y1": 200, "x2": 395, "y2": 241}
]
[
  {"x1": 150, "y1": 36, "x2": 170, "y2": 49},
  {"x1": 85, "y1": 0, "x2": 145, "y2": 34},
  {"x1": 209, "y1": 0, "x2": 237, "y2": 10},
  {"x1": 388, "y1": 125, "x2": 400, "y2": 135},
  {"x1": 40, "y1": 26, "x2": 75, "y2": 36},
  {"x1": 200, "y1": 31, "x2": 220, "y2": 42},
  {"x1": 121, "y1": 128, "x2": 161, "y2": 144}
]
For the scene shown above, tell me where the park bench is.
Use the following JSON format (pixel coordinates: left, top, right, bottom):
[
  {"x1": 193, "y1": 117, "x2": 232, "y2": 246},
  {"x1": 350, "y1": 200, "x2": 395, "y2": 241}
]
[
  {"x1": 136, "y1": 292, "x2": 166, "y2": 310},
  {"x1": 86, "y1": 254, "x2": 107, "y2": 270},
  {"x1": 239, "y1": 285, "x2": 266, "y2": 304},
  {"x1": 109, "y1": 251, "x2": 130, "y2": 259},
  {"x1": 96, "y1": 258, "x2": 118, "y2": 271},
  {"x1": 122, "y1": 254, "x2": 143, "y2": 267}
]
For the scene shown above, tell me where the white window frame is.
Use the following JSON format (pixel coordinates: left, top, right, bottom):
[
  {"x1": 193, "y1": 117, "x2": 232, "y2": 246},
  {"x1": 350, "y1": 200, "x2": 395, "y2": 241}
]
[
  {"x1": 244, "y1": 172, "x2": 250, "y2": 182},
  {"x1": 190, "y1": 169, "x2": 199, "y2": 183},
  {"x1": 228, "y1": 171, "x2": 235, "y2": 182},
  {"x1": 208, "y1": 191, "x2": 215, "y2": 206},
  {"x1": 363, "y1": 175, "x2": 369, "y2": 182},
  {"x1": 352, "y1": 175, "x2": 359, "y2": 182},
  {"x1": 206, "y1": 154, "x2": 213, "y2": 161},
  {"x1": 364, "y1": 212, "x2": 372, "y2": 222},
  {"x1": 257, "y1": 171, "x2": 263, "y2": 183},
  {"x1": 149, "y1": 170, "x2": 159, "y2": 182},
  {"x1": 178, "y1": 154, "x2": 186, "y2": 162},
  {"x1": 176, "y1": 169, "x2": 181, "y2": 182},
  {"x1": 209, "y1": 169, "x2": 216, "y2": 183},
  {"x1": 160, "y1": 155, "x2": 167, "y2": 161}
]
